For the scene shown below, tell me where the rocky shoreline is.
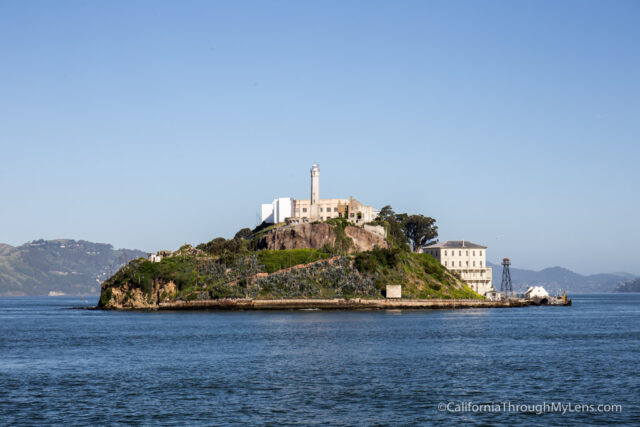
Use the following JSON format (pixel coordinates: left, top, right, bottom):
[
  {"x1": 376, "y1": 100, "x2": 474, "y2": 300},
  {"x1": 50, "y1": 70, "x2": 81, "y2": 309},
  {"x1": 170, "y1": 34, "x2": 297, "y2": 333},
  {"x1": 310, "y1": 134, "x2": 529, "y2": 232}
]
[{"x1": 95, "y1": 298, "x2": 529, "y2": 311}]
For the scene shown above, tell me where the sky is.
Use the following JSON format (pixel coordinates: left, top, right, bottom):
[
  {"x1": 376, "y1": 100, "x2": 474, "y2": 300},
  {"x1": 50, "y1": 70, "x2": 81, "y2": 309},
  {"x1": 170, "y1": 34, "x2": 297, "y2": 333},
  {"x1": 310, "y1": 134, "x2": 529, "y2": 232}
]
[{"x1": 1, "y1": 0, "x2": 638, "y2": 275}]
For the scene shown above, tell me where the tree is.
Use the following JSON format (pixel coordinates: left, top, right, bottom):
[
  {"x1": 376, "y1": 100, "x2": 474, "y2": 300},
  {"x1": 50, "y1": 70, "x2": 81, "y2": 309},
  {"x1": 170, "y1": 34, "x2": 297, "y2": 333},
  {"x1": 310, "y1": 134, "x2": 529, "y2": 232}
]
[
  {"x1": 377, "y1": 205, "x2": 395, "y2": 222},
  {"x1": 373, "y1": 206, "x2": 409, "y2": 250},
  {"x1": 234, "y1": 228, "x2": 253, "y2": 240},
  {"x1": 402, "y1": 215, "x2": 438, "y2": 252}
]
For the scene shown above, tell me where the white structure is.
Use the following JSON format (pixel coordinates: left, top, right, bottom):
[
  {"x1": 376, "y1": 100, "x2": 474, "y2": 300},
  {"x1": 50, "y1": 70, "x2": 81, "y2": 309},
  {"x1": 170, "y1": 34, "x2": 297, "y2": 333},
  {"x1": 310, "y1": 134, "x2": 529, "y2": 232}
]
[
  {"x1": 421, "y1": 240, "x2": 495, "y2": 296},
  {"x1": 259, "y1": 164, "x2": 377, "y2": 226},
  {"x1": 149, "y1": 253, "x2": 163, "y2": 263},
  {"x1": 525, "y1": 286, "x2": 549, "y2": 299},
  {"x1": 310, "y1": 163, "x2": 320, "y2": 221},
  {"x1": 364, "y1": 224, "x2": 387, "y2": 239},
  {"x1": 261, "y1": 197, "x2": 294, "y2": 224},
  {"x1": 386, "y1": 285, "x2": 402, "y2": 299}
]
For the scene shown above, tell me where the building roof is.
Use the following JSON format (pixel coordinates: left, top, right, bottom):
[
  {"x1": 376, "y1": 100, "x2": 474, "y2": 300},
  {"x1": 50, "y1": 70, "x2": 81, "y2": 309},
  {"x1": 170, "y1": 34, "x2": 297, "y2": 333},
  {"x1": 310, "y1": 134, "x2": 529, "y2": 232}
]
[{"x1": 423, "y1": 240, "x2": 487, "y2": 249}]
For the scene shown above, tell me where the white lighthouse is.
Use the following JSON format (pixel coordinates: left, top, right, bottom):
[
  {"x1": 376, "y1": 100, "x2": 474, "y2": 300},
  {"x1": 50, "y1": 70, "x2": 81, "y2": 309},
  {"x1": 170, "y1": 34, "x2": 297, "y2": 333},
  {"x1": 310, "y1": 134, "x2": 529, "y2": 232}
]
[{"x1": 310, "y1": 163, "x2": 320, "y2": 221}]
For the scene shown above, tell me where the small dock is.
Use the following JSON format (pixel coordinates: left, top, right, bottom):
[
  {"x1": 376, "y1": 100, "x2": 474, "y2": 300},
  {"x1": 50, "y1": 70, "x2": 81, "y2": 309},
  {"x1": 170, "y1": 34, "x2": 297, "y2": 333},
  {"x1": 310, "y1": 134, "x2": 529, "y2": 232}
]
[{"x1": 528, "y1": 294, "x2": 572, "y2": 306}]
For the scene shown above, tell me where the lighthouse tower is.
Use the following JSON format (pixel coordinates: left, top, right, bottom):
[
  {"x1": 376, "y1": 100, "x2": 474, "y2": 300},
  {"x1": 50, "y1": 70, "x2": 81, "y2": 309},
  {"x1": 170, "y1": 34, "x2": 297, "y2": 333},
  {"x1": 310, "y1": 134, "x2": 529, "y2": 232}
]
[{"x1": 310, "y1": 164, "x2": 320, "y2": 220}]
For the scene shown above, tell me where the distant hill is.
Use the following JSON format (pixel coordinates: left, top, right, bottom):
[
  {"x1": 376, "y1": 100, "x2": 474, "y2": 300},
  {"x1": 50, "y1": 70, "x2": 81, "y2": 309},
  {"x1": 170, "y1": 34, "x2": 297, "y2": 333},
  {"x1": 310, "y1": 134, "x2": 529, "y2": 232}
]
[
  {"x1": 487, "y1": 262, "x2": 634, "y2": 294},
  {"x1": 615, "y1": 278, "x2": 640, "y2": 293},
  {"x1": 0, "y1": 239, "x2": 147, "y2": 296}
]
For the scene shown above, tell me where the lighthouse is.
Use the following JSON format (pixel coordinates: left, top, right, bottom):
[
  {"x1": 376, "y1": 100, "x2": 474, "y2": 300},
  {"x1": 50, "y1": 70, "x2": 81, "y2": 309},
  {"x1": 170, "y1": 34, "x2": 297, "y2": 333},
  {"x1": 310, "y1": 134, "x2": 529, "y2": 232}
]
[{"x1": 310, "y1": 163, "x2": 320, "y2": 220}]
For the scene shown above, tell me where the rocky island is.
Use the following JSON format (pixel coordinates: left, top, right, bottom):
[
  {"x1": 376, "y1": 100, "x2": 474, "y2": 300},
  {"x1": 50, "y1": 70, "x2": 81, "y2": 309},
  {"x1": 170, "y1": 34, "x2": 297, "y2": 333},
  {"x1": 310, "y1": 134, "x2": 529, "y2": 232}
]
[{"x1": 98, "y1": 214, "x2": 525, "y2": 310}]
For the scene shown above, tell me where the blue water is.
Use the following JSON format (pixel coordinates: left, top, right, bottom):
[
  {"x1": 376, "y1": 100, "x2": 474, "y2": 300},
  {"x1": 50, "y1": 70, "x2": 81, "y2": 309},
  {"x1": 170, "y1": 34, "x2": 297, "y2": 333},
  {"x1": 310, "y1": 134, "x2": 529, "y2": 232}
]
[{"x1": 0, "y1": 295, "x2": 638, "y2": 426}]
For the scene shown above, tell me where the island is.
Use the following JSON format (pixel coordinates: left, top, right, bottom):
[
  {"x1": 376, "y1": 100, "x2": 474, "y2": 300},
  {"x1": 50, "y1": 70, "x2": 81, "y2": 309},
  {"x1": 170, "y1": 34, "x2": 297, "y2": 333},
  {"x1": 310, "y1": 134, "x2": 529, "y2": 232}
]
[{"x1": 97, "y1": 216, "x2": 526, "y2": 310}]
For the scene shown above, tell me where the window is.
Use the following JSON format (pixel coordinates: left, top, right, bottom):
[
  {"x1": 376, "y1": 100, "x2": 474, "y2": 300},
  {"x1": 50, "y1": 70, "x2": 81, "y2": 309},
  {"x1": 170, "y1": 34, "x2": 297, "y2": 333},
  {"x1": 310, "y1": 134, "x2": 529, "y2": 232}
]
[
  {"x1": 479, "y1": 261, "x2": 482, "y2": 267},
  {"x1": 334, "y1": 208, "x2": 338, "y2": 212},
  {"x1": 444, "y1": 250, "x2": 447, "y2": 256},
  {"x1": 444, "y1": 261, "x2": 447, "y2": 266},
  {"x1": 459, "y1": 261, "x2": 462, "y2": 267},
  {"x1": 350, "y1": 213, "x2": 355, "y2": 218},
  {"x1": 302, "y1": 208, "x2": 307, "y2": 213},
  {"x1": 473, "y1": 261, "x2": 476, "y2": 267},
  {"x1": 466, "y1": 261, "x2": 469, "y2": 266},
  {"x1": 466, "y1": 251, "x2": 469, "y2": 256},
  {"x1": 472, "y1": 251, "x2": 475, "y2": 256},
  {"x1": 459, "y1": 250, "x2": 461, "y2": 256}
]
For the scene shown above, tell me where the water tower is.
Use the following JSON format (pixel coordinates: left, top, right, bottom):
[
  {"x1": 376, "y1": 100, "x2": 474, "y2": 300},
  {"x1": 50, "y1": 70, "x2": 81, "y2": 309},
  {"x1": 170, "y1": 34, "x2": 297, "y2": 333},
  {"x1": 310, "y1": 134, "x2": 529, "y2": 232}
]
[{"x1": 500, "y1": 258, "x2": 513, "y2": 297}]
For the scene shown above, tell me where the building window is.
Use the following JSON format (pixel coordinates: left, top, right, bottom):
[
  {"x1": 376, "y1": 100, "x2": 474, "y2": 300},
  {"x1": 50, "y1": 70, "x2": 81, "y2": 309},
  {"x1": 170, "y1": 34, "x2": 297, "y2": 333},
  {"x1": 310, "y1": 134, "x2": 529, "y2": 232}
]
[
  {"x1": 459, "y1": 251, "x2": 461, "y2": 256},
  {"x1": 472, "y1": 251, "x2": 475, "y2": 256},
  {"x1": 466, "y1": 261, "x2": 469, "y2": 266},
  {"x1": 444, "y1": 261, "x2": 447, "y2": 266},
  {"x1": 459, "y1": 261, "x2": 462, "y2": 267},
  {"x1": 444, "y1": 250, "x2": 447, "y2": 256},
  {"x1": 466, "y1": 251, "x2": 469, "y2": 256},
  {"x1": 479, "y1": 261, "x2": 482, "y2": 267},
  {"x1": 334, "y1": 208, "x2": 338, "y2": 212},
  {"x1": 473, "y1": 261, "x2": 476, "y2": 267},
  {"x1": 302, "y1": 208, "x2": 307, "y2": 213}
]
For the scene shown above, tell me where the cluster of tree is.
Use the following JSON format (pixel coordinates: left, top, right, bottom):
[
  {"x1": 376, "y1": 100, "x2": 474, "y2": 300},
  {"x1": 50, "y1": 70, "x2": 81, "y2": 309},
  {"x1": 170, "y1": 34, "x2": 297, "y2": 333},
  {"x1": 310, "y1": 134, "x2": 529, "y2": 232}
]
[
  {"x1": 371, "y1": 205, "x2": 438, "y2": 252},
  {"x1": 196, "y1": 227, "x2": 255, "y2": 257}
]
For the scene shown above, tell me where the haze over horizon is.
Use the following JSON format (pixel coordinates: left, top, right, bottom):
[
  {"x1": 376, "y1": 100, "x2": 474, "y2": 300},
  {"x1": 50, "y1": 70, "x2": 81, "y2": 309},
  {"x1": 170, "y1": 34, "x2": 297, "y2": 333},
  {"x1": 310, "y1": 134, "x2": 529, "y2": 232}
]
[{"x1": 1, "y1": 1, "x2": 639, "y2": 276}]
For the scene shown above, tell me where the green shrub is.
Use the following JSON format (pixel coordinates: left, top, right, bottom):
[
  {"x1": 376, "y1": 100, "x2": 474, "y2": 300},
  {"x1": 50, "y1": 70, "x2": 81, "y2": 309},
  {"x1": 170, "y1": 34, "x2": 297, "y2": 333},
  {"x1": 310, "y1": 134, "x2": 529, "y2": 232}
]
[
  {"x1": 354, "y1": 247, "x2": 402, "y2": 274},
  {"x1": 99, "y1": 287, "x2": 113, "y2": 306},
  {"x1": 257, "y1": 249, "x2": 329, "y2": 273}
]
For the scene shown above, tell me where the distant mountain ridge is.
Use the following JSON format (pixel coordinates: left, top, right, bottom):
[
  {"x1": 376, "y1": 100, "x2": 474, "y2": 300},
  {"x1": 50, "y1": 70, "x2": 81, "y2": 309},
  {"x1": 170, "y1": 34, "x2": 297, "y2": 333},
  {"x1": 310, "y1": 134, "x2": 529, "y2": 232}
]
[
  {"x1": 487, "y1": 262, "x2": 634, "y2": 293},
  {"x1": 0, "y1": 239, "x2": 147, "y2": 296},
  {"x1": 615, "y1": 278, "x2": 640, "y2": 293}
]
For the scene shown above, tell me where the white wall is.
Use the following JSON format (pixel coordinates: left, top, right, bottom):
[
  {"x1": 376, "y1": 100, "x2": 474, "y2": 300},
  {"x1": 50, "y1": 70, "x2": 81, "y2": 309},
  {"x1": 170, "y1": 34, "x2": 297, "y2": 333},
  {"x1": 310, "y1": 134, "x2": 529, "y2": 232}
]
[
  {"x1": 261, "y1": 203, "x2": 274, "y2": 223},
  {"x1": 261, "y1": 198, "x2": 294, "y2": 224},
  {"x1": 273, "y1": 197, "x2": 293, "y2": 223}
]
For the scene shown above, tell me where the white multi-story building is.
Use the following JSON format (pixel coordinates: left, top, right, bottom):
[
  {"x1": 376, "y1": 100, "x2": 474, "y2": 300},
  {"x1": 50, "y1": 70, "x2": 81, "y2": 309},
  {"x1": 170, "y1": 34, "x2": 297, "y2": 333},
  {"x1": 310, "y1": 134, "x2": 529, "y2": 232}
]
[
  {"x1": 261, "y1": 197, "x2": 294, "y2": 224},
  {"x1": 421, "y1": 240, "x2": 495, "y2": 296},
  {"x1": 260, "y1": 164, "x2": 377, "y2": 225}
]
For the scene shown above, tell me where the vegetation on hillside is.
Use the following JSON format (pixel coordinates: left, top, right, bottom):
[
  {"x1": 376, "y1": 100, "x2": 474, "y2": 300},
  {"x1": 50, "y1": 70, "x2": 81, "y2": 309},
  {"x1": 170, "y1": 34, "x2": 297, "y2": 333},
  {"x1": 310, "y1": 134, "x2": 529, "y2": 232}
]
[
  {"x1": 0, "y1": 239, "x2": 146, "y2": 296},
  {"x1": 369, "y1": 206, "x2": 438, "y2": 252},
  {"x1": 98, "y1": 209, "x2": 484, "y2": 307}
]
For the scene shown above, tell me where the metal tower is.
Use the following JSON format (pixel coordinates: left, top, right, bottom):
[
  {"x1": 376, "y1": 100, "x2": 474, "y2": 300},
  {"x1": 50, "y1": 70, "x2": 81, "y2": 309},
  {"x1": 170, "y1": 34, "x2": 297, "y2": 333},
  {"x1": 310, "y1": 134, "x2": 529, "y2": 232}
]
[{"x1": 500, "y1": 258, "x2": 513, "y2": 297}]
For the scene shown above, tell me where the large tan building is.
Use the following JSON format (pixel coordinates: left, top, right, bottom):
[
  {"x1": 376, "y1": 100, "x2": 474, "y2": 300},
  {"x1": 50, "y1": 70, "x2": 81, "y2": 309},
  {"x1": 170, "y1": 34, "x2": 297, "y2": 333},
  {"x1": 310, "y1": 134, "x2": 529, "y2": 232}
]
[
  {"x1": 292, "y1": 196, "x2": 376, "y2": 225},
  {"x1": 261, "y1": 164, "x2": 377, "y2": 226},
  {"x1": 421, "y1": 240, "x2": 495, "y2": 296}
]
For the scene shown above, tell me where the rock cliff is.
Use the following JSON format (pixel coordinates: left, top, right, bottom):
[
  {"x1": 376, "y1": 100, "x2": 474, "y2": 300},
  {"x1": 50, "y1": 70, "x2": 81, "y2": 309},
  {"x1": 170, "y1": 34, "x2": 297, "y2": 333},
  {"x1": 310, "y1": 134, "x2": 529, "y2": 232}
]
[
  {"x1": 256, "y1": 223, "x2": 389, "y2": 252},
  {"x1": 99, "y1": 279, "x2": 178, "y2": 309}
]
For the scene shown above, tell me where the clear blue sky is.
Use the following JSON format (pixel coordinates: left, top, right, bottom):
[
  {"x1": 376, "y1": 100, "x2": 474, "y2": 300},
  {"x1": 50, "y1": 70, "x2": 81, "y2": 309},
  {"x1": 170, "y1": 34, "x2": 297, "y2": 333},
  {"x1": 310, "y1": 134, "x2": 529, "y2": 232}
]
[{"x1": 1, "y1": 1, "x2": 638, "y2": 275}]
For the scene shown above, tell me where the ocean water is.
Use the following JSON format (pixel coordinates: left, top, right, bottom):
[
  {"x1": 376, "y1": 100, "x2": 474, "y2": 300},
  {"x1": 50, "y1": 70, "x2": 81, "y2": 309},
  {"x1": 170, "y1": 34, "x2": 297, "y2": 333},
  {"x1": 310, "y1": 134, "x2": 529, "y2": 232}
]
[{"x1": 0, "y1": 295, "x2": 638, "y2": 426}]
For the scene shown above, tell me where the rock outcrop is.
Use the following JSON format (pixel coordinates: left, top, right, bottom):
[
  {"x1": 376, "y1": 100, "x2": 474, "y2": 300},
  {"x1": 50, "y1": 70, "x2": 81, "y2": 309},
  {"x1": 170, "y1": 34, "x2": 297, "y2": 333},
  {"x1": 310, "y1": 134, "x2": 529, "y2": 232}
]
[
  {"x1": 344, "y1": 226, "x2": 389, "y2": 251},
  {"x1": 99, "y1": 279, "x2": 177, "y2": 309},
  {"x1": 256, "y1": 223, "x2": 389, "y2": 252}
]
